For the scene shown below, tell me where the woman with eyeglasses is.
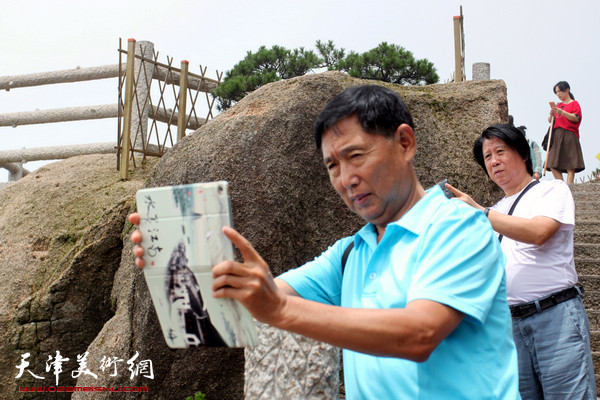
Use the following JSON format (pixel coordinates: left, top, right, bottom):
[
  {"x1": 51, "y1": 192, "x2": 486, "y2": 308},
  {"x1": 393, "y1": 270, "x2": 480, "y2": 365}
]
[{"x1": 546, "y1": 81, "x2": 585, "y2": 184}]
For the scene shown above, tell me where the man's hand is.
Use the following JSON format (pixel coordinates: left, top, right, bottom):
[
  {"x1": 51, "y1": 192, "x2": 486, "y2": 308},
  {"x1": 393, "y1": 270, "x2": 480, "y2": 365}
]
[
  {"x1": 212, "y1": 226, "x2": 288, "y2": 325},
  {"x1": 444, "y1": 183, "x2": 483, "y2": 211},
  {"x1": 446, "y1": 183, "x2": 561, "y2": 245},
  {"x1": 127, "y1": 213, "x2": 145, "y2": 268}
]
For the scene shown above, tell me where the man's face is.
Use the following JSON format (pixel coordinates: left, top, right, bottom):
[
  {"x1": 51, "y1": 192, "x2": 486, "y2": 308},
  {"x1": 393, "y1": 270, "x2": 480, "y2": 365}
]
[
  {"x1": 321, "y1": 115, "x2": 416, "y2": 228},
  {"x1": 482, "y1": 136, "x2": 527, "y2": 191}
]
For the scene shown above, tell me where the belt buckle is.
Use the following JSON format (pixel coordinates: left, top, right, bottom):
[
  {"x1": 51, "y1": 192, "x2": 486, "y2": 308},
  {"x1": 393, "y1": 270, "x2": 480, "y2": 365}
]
[{"x1": 512, "y1": 286, "x2": 581, "y2": 319}]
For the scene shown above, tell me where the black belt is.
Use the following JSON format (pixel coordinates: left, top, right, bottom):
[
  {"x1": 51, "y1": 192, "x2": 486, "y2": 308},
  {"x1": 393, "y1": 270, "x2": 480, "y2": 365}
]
[{"x1": 510, "y1": 285, "x2": 583, "y2": 319}]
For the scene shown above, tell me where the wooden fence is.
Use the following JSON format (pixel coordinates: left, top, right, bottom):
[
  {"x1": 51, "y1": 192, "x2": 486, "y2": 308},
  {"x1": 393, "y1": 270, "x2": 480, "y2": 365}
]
[{"x1": 0, "y1": 38, "x2": 222, "y2": 181}]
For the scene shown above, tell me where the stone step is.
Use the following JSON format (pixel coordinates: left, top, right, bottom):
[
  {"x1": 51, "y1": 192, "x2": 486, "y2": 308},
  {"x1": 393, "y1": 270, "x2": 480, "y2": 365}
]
[
  {"x1": 570, "y1": 183, "x2": 600, "y2": 201},
  {"x1": 589, "y1": 331, "x2": 600, "y2": 352},
  {"x1": 575, "y1": 232, "x2": 600, "y2": 245},
  {"x1": 591, "y1": 354, "x2": 600, "y2": 390},
  {"x1": 575, "y1": 210, "x2": 600, "y2": 221},
  {"x1": 576, "y1": 221, "x2": 600, "y2": 229},
  {"x1": 572, "y1": 188, "x2": 600, "y2": 196},
  {"x1": 580, "y1": 275, "x2": 600, "y2": 292},
  {"x1": 575, "y1": 221, "x2": 600, "y2": 245},
  {"x1": 576, "y1": 201, "x2": 600, "y2": 211},
  {"x1": 571, "y1": 195, "x2": 600, "y2": 203},
  {"x1": 592, "y1": 353, "x2": 600, "y2": 381},
  {"x1": 587, "y1": 311, "x2": 600, "y2": 331},
  {"x1": 571, "y1": 182, "x2": 600, "y2": 186},
  {"x1": 576, "y1": 259, "x2": 600, "y2": 276},
  {"x1": 583, "y1": 291, "x2": 600, "y2": 310},
  {"x1": 563, "y1": 184, "x2": 598, "y2": 393},
  {"x1": 575, "y1": 244, "x2": 600, "y2": 260},
  {"x1": 569, "y1": 182, "x2": 600, "y2": 189}
]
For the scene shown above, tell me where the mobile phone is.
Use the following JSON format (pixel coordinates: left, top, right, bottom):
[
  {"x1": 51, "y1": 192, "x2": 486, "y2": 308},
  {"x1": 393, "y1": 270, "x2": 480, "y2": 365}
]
[
  {"x1": 549, "y1": 101, "x2": 556, "y2": 108},
  {"x1": 435, "y1": 179, "x2": 455, "y2": 199},
  {"x1": 136, "y1": 181, "x2": 257, "y2": 348}
]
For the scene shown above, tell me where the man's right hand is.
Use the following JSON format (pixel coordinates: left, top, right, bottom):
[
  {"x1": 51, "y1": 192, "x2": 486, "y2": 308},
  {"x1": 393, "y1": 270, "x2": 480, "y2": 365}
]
[
  {"x1": 445, "y1": 183, "x2": 483, "y2": 211},
  {"x1": 128, "y1": 213, "x2": 145, "y2": 268},
  {"x1": 212, "y1": 226, "x2": 289, "y2": 325}
]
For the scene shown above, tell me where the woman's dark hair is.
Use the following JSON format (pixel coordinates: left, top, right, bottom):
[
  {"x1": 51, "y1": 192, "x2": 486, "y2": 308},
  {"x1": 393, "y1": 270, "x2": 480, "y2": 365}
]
[
  {"x1": 314, "y1": 85, "x2": 414, "y2": 149},
  {"x1": 473, "y1": 124, "x2": 533, "y2": 177},
  {"x1": 554, "y1": 81, "x2": 575, "y2": 100}
]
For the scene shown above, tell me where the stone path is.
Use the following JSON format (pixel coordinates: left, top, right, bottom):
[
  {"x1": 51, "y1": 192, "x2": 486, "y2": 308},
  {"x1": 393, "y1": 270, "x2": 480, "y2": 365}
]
[{"x1": 571, "y1": 183, "x2": 600, "y2": 391}]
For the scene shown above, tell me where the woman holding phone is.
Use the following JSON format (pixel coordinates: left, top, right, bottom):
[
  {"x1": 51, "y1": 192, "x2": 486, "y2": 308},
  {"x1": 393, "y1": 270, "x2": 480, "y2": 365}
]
[{"x1": 546, "y1": 81, "x2": 585, "y2": 184}]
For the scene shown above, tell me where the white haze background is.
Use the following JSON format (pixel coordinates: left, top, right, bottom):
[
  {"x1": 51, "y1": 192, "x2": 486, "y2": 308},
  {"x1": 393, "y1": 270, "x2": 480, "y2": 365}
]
[{"x1": 1, "y1": 0, "x2": 599, "y2": 182}]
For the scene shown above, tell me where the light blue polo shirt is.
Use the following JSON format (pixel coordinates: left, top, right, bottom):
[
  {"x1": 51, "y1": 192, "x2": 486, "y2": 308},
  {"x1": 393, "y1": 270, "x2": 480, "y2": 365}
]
[{"x1": 279, "y1": 186, "x2": 520, "y2": 400}]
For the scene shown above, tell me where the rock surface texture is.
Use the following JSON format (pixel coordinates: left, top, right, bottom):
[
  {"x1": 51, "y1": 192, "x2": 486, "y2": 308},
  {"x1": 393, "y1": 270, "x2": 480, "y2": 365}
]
[
  {"x1": 0, "y1": 71, "x2": 509, "y2": 399},
  {"x1": 0, "y1": 154, "x2": 156, "y2": 399}
]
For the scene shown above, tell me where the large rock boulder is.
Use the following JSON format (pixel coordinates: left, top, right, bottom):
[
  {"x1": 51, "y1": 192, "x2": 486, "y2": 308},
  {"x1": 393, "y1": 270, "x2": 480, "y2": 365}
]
[
  {"x1": 147, "y1": 71, "x2": 507, "y2": 277},
  {"x1": 0, "y1": 71, "x2": 507, "y2": 400},
  {"x1": 78, "y1": 72, "x2": 507, "y2": 399},
  {"x1": 0, "y1": 154, "x2": 156, "y2": 399}
]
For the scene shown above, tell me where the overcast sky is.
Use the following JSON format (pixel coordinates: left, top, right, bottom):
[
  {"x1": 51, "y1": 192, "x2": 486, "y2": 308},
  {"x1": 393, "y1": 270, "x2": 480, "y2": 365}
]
[{"x1": 1, "y1": 0, "x2": 599, "y2": 183}]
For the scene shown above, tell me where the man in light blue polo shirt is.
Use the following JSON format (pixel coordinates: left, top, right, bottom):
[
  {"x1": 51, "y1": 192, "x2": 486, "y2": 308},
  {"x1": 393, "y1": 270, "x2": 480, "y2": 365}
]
[
  {"x1": 280, "y1": 184, "x2": 518, "y2": 399},
  {"x1": 132, "y1": 85, "x2": 520, "y2": 399}
]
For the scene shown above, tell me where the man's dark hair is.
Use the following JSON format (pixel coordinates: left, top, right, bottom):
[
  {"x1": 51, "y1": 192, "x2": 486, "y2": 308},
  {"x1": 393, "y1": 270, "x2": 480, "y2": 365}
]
[
  {"x1": 314, "y1": 85, "x2": 414, "y2": 149},
  {"x1": 473, "y1": 124, "x2": 533, "y2": 177}
]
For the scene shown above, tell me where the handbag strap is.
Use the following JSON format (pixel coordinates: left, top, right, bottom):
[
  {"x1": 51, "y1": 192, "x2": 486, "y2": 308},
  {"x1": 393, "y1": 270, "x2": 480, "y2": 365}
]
[{"x1": 498, "y1": 180, "x2": 540, "y2": 243}]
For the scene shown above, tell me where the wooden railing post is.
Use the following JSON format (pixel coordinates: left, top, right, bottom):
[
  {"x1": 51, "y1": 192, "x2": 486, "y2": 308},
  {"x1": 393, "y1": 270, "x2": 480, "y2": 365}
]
[
  {"x1": 120, "y1": 39, "x2": 136, "y2": 180},
  {"x1": 132, "y1": 41, "x2": 154, "y2": 151},
  {"x1": 453, "y1": 7, "x2": 465, "y2": 82},
  {"x1": 177, "y1": 60, "x2": 189, "y2": 142}
]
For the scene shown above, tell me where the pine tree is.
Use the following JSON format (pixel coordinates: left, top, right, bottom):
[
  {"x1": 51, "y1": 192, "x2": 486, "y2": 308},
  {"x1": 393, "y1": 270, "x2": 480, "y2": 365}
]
[{"x1": 212, "y1": 41, "x2": 439, "y2": 111}]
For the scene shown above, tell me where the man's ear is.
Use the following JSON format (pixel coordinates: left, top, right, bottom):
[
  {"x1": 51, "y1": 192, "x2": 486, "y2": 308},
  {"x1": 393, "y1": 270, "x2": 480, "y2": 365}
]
[{"x1": 394, "y1": 124, "x2": 417, "y2": 160}]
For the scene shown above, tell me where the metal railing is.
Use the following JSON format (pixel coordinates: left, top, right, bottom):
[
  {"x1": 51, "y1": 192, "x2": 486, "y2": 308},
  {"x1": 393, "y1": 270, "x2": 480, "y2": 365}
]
[{"x1": 0, "y1": 38, "x2": 222, "y2": 182}]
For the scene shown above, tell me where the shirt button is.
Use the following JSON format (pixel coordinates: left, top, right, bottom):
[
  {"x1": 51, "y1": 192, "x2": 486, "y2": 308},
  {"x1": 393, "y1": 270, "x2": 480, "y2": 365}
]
[{"x1": 369, "y1": 272, "x2": 377, "y2": 279}]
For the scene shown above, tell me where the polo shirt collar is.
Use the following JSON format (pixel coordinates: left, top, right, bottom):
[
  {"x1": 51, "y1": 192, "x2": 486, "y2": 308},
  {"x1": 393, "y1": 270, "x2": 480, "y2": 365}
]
[{"x1": 354, "y1": 184, "x2": 446, "y2": 246}]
